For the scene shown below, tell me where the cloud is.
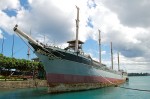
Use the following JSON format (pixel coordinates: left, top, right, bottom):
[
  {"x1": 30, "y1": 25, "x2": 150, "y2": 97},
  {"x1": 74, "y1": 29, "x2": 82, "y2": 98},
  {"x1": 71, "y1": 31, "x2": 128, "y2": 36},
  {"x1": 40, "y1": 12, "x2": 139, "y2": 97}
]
[
  {"x1": 101, "y1": 0, "x2": 150, "y2": 27},
  {"x1": 0, "y1": 29, "x2": 3, "y2": 39},
  {"x1": 23, "y1": 2, "x2": 74, "y2": 44},
  {"x1": 0, "y1": 0, "x2": 20, "y2": 10},
  {"x1": 0, "y1": 0, "x2": 20, "y2": 35},
  {"x1": 104, "y1": 28, "x2": 149, "y2": 58},
  {"x1": 101, "y1": 50, "x2": 106, "y2": 55},
  {"x1": 85, "y1": 1, "x2": 150, "y2": 73},
  {"x1": 102, "y1": 53, "x2": 150, "y2": 73},
  {"x1": 85, "y1": 1, "x2": 150, "y2": 60},
  {"x1": 87, "y1": 0, "x2": 97, "y2": 9}
]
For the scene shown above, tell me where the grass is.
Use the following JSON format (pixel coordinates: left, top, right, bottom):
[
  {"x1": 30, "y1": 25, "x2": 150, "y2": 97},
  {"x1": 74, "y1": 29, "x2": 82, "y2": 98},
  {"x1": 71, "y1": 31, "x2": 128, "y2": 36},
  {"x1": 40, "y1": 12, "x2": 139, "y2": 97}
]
[
  {"x1": 0, "y1": 79, "x2": 24, "y2": 81},
  {"x1": 0, "y1": 75, "x2": 25, "y2": 81}
]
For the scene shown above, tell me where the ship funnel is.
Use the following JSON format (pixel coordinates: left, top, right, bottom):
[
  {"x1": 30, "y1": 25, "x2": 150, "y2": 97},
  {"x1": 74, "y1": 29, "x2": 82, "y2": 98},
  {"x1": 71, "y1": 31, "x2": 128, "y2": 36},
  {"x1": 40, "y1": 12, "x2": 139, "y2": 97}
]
[{"x1": 13, "y1": 24, "x2": 44, "y2": 48}]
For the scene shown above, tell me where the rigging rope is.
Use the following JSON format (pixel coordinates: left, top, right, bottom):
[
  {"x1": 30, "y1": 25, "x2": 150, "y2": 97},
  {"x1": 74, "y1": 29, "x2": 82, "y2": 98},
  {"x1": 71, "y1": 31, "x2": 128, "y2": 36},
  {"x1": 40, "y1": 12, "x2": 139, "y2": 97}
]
[
  {"x1": 16, "y1": 32, "x2": 61, "y2": 60},
  {"x1": 16, "y1": 33, "x2": 34, "y2": 52},
  {"x1": 13, "y1": 46, "x2": 25, "y2": 55}
]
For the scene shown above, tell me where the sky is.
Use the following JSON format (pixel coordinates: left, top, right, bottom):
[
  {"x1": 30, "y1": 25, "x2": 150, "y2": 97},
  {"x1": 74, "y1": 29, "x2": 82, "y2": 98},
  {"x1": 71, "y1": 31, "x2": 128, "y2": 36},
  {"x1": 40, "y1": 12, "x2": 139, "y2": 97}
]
[{"x1": 0, "y1": 0, "x2": 150, "y2": 73}]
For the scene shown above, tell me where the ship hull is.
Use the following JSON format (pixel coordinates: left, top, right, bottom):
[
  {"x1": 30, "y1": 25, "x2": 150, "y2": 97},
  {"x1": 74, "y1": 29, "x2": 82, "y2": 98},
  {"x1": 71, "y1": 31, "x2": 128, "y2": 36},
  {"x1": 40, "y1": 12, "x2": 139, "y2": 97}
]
[{"x1": 35, "y1": 51, "x2": 127, "y2": 93}]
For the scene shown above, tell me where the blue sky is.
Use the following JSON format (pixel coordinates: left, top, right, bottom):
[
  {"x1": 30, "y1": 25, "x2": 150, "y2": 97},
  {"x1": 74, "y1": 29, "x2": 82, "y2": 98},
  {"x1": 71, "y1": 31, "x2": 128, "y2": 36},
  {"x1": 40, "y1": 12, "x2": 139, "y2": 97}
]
[
  {"x1": 1, "y1": 0, "x2": 150, "y2": 73},
  {"x1": 0, "y1": 29, "x2": 36, "y2": 59}
]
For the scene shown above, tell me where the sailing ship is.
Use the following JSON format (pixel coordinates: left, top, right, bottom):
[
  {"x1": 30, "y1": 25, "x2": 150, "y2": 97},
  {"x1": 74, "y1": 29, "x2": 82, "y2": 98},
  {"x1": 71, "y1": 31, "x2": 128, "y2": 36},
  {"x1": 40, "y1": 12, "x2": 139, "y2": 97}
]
[{"x1": 13, "y1": 7, "x2": 128, "y2": 93}]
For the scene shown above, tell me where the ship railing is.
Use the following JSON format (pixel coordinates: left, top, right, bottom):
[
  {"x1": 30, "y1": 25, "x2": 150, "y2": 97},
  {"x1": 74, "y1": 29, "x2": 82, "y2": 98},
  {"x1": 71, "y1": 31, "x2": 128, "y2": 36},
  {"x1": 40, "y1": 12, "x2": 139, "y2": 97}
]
[
  {"x1": 37, "y1": 47, "x2": 62, "y2": 60},
  {"x1": 91, "y1": 65, "x2": 121, "y2": 75},
  {"x1": 93, "y1": 65, "x2": 122, "y2": 75}
]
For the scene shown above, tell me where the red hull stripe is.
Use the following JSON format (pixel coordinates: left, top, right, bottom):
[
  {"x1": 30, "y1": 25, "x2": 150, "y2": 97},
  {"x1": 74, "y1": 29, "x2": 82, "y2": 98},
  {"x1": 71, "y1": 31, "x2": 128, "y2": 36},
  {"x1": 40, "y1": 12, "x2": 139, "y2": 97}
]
[{"x1": 46, "y1": 73, "x2": 124, "y2": 83}]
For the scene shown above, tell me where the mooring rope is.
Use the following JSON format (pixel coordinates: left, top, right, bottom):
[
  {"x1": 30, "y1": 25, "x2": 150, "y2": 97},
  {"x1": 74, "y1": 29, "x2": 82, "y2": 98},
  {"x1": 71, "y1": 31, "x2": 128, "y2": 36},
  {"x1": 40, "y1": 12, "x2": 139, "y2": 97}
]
[
  {"x1": 119, "y1": 86, "x2": 150, "y2": 92},
  {"x1": 98, "y1": 73, "x2": 150, "y2": 92}
]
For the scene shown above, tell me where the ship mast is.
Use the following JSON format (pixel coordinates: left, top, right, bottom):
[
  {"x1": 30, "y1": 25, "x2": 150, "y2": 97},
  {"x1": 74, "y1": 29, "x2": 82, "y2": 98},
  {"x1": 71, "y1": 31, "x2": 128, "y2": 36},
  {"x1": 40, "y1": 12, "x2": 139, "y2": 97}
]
[
  {"x1": 75, "y1": 6, "x2": 80, "y2": 52},
  {"x1": 98, "y1": 29, "x2": 101, "y2": 64},
  {"x1": 1, "y1": 35, "x2": 4, "y2": 54},
  {"x1": 12, "y1": 34, "x2": 14, "y2": 57},
  {"x1": 27, "y1": 29, "x2": 31, "y2": 60},
  {"x1": 118, "y1": 52, "x2": 120, "y2": 71},
  {"x1": 111, "y1": 42, "x2": 113, "y2": 69}
]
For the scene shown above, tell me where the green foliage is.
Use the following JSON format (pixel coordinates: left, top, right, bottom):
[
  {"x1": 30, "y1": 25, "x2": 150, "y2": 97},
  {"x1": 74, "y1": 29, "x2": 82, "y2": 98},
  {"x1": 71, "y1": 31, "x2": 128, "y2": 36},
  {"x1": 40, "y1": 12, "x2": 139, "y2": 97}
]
[{"x1": 0, "y1": 54, "x2": 42, "y2": 71}]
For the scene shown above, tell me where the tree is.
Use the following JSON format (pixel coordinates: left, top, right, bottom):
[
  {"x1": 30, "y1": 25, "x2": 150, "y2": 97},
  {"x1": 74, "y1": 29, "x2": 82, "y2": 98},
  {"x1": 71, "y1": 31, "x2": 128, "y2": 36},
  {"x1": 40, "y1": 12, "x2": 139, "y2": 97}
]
[{"x1": 0, "y1": 54, "x2": 44, "y2": 77}]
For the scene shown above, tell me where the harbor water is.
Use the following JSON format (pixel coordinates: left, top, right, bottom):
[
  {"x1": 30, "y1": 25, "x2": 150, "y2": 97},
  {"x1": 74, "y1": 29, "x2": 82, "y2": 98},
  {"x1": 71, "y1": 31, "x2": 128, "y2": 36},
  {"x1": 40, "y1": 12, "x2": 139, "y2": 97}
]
[{"x1": 0, "y1": 76, "x2": 150, "y2": 99}]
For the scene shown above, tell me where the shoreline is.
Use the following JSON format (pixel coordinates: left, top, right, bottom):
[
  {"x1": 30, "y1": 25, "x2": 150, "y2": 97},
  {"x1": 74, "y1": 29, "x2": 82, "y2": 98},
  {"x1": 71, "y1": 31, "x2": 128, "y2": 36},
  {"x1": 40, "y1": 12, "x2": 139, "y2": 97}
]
[{"x1": 0, "y1": 79, "x2": 48, "y2": 89}]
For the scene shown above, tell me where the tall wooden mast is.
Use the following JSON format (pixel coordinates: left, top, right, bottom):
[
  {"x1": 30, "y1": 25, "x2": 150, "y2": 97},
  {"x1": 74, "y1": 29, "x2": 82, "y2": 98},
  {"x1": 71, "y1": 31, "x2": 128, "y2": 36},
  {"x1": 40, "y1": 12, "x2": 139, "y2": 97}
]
[
  {"x1": 111, "y1": 42, "x2": 113, "y2": 69},
  {"x1": 11, "y1": 35, "x2": 14, "y2": 57},
  {"x1": 98, "y1": 29, "x2": 101, "y2": 64},
  {"x1": 118, "y1": 52, "x2": 120, "y2": 71},
  {"x1": 27, "y1": 45, "x2": 30, "y2": 60},
  {"x1": 27, "y1": 29, "x2": 31, "y2": 60},
  {"x1": 1, "y1": 36, "x2": 4, "y2": 54},
  {"x1": 75, "y1": 6, "x2": 80, "y2": 52}
]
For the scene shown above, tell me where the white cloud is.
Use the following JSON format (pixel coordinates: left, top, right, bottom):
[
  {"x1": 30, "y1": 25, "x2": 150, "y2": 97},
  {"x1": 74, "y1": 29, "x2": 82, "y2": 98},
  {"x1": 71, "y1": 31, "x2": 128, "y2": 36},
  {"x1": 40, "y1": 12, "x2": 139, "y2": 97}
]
[
  {"x1": 120, "y1": 56, "x2": 150, "y2": 73},
  {"x1": 101, "y1": 50, "x2": 106, "y2": 55},
  {"x1": 100, "y1": 0, "x2": 150, "y2": 27},
  {"x1": 0, "y1": 10, "x2": 16, "y2": 35},
  {"x1": 0, "y1": 0, "x2": 20, "y2": 10},
  {"x1": 28, "y1": 0, "x2": 32, "y2": 4},
  {"x1": 0, "y1": 29, "x2": 3, "y2": 39},
  {"x1": 101, "y1": 53, "x2": 150, "y2": 73},
  {"x1": 79, "y1": 0, "x2": 150, "y2": 73}
]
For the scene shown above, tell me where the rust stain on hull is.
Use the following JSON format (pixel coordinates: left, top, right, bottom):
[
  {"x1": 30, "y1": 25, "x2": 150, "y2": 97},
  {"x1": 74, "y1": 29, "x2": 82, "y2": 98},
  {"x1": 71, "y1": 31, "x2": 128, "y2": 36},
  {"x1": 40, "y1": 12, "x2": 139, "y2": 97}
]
[{"x1": 47, "y1": 80, "x2": 126, "y2": 93}]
